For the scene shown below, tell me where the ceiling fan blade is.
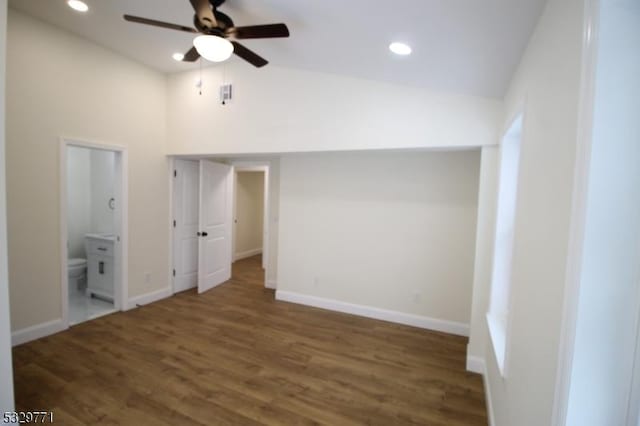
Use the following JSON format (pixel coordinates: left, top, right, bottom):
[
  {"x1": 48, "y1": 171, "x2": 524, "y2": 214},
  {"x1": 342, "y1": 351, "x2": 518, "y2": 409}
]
[
  {"x1": 123, "y1": 15, "x2": 197, "y2": 33},
  {"x1": 183, "y1": 46, "x2": 201, "y2": 62},
  {"x1": 189, "y1": 0, "x2": 217, "y2": 28},
  {"x1": 227, "y1": 23, "x2": 290, "y2": 39},
  {"x1": 231, "y1": 42, "x2": 268, "y2": 67}
]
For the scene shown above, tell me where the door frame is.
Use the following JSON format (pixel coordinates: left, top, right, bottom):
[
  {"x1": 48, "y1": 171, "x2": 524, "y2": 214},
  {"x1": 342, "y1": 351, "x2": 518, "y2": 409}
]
[
  {"x1": 552, "y1": 0, "x2": 640, "y2": 423},
  {"x1": 59, "y1": 137, "x2": 129, "y2": 328},
  {"x1": 170, "y1": 158, "x2": 272, "y2": 292},
  {"x1": 231, "y1": 161, "x2": 270, "y2": 280}
]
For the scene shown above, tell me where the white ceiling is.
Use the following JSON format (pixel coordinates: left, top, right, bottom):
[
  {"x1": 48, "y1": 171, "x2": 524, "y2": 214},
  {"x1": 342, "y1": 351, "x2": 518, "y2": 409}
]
[{"x1": 8, "y1": 0, "x2": 546, "y2": 98}]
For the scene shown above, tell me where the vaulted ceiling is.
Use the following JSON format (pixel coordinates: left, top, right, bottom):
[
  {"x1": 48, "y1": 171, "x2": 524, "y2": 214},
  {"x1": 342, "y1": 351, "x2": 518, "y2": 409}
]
[{"x1": 9, "y1": 0, "x2": 546, "y2": 98}]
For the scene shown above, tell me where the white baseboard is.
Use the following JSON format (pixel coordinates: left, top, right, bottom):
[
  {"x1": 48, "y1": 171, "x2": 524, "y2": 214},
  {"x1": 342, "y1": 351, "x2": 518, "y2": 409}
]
[
  {"x1": 483, "y1": 360, "x2": 496, "y2": 426},
  {"x1": 466, "y1": 355, "x2": 485, "y2": 374},
  {"x1": 125, "y1": 287, "x2": 172, "y2": 310},
  {"x1": 234, "y1": 248, "x2": 262, "y2": 262},
  {"x1": 265, "y1": 280, "x2": 277, "y2": 289},
  {"x1": 464, "y1": 353, "x2": 495, "y2": 426},
  {"x1": 13, "y1": 287, "x2": 172, "y2": 345},
  {"x1": 12, "y1": 318, "x2": 66, "y2": 346},
  {"x1": 275, "y1": 290, "x2": 469, "y2": 336}
]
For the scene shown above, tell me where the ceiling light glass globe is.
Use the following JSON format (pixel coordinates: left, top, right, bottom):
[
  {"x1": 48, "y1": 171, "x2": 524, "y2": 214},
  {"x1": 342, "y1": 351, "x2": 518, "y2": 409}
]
[{"x1": 193, "y1": 35, "x2": 234, "y2": 62}]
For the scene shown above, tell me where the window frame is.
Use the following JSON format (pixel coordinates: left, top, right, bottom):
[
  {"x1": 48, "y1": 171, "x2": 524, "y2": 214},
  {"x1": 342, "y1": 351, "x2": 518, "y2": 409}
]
[{"x1": 487, "y1": 112, "x2": 524, "y2": 378}]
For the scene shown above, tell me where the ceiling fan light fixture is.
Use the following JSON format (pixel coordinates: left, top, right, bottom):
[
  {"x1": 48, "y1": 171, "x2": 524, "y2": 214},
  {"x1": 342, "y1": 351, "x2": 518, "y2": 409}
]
[
  {"x1": 193, "y1": 35, "x2": 234, "y2": 62},
  {"x1": 67, "y1": 0, "x2": 89, "y2": 13},
  {"x1": 389, "y1": 42, "x2": 412, "y2": 56}
]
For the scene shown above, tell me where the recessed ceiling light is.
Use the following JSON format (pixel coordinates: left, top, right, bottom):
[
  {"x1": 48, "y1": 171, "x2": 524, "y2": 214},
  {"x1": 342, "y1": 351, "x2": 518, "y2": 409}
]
[
  {"x1": 389, "y1": 42, "x2": 412, "y2": 56},
  {"x1": 172, "y1": 53, "x2": 185, "y2": 62},
  {"x1": 67, "y1": 0, "x2": 89, "y2": 13}
]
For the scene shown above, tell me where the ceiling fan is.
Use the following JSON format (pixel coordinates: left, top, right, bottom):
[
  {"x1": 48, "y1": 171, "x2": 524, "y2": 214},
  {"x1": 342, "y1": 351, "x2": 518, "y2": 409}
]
[{"x1": 123, "y1": 0, "x2": 290, "y2": 68}]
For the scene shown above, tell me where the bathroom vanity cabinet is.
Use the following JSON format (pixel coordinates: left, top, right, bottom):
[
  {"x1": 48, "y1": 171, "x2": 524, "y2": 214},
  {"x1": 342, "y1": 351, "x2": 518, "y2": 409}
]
[{"x1": 85, "y1": 234, "x2": 115, "y2": 302}]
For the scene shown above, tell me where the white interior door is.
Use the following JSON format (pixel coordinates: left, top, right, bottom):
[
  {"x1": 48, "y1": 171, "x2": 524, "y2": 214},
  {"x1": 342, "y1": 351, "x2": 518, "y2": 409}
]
[
  {"x1": 173, "y1": 160, "x2": 199, "y2": 293},
  {"x1": 198, "y1": 160, "x2": 233, "y2": 293}
]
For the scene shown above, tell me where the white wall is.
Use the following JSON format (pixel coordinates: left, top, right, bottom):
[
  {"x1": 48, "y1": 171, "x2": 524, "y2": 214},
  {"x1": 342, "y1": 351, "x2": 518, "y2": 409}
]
[
  {"x1": 0, "y1": 0, "x2": 14, "y2": 412},
  {"x1": 467, "y1": 0, "x2": 588, "y2": 424},
  {"x1": 277, "y1": 150, "x2": 480, "y2": 326},
  {"x1": 266, "y1": 159, "x2": 280, "y2": 287},
  {"x1": 66, "y1": 146, "x2": 91, "y2": 258},
  {"x1": 565, "y1": 0, "x2": 640, "y2": 424},
  {"x1": 166, "y1": 63, "x2": 502, "y2": 155},
  {"x1": 234, "y1": 171, "x2": 264, "y2": 257},
  {"x1": 6, "y1": 9, "x2": 169, "y2": 332}
]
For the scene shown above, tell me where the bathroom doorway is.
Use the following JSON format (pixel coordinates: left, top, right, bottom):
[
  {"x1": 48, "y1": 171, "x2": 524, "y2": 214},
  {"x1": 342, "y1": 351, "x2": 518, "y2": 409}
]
[{"x1": 60, "y1": 139, "x2": 128, "y2": 326}]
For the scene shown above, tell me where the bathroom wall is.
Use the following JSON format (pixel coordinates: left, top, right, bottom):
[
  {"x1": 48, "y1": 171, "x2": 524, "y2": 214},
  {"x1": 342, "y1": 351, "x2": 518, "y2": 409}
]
[
  {"x1": 89, "y1": 149, "x2": 115, "y2": 235},
  {"x1": 234, "y1": 171, "x2": 264, "y2": 259},
  {"x1": 66, "y1": 146, "x2": 91, "y2": 259},
  {"x1": 66, "y1": 146, "x2": 115, "y2": 260}
]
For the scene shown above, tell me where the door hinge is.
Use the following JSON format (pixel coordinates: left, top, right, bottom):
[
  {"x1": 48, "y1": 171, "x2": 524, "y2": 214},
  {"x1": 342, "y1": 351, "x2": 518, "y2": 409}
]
[
  {"x1": 173, "y1": 269, "x2": 176, "y2": 277},
  {"x1": 174, "y1": 170, "x2": 177, "y2": 177},
  {"x1": 173, "y1": 220, "x2": 176, "y2": 227}
]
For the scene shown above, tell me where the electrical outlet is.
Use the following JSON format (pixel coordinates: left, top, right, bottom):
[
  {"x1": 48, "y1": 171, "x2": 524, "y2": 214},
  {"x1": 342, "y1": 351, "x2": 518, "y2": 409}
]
[
  {"x1": 144, "y1": 272, "x2": 151, "y2": 284},
  {"x1": 413, "y1": 292, "x2": 421, "y2": 303},
  {"x1": 313, "y1": 277, "x2": 319, "y2": 287}
]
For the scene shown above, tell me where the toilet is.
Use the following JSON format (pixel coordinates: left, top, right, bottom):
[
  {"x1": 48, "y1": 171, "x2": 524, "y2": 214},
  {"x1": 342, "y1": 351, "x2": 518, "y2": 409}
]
[{"x1": 68, "y1": 258, "x2": 87, "y2": 293}]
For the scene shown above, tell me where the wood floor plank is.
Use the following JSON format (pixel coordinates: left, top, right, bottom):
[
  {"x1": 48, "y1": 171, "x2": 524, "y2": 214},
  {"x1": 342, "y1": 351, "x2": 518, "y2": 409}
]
[{"x1": 13, "y1": 255, "x2": 487, "y2": 425}]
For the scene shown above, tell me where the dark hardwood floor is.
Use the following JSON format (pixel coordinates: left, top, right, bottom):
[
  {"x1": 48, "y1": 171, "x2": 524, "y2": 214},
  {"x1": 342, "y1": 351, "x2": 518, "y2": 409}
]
[{"x1": 12, "y1": 255, "x2": 487, "y2": 425}]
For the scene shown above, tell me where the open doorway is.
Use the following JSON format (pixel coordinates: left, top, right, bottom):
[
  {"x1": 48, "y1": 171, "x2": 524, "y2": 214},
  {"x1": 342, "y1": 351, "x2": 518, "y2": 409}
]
[
  {"x1": 171, "y1": 159, "x2": 270, "y2": 294},
  {"x1": 233, "y1": 167, "x2": 268, "y2": 260},
  {"x1": 60, "y1": 139, "x2": 128, "y2": 327}
]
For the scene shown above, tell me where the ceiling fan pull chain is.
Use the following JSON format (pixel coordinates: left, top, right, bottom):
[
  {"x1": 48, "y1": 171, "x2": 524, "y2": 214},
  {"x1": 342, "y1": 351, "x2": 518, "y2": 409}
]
[{"x1": 223, "y1": 62, "x2": 227, "y2": 85}]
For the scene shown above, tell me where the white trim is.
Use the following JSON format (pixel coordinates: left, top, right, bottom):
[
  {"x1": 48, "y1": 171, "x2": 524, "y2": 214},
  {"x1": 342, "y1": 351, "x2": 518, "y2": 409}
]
[
  {"x1": 262, "y1": 167, "x2": 269, "y2": 271},
  {"x1": 168, "y1": 157, "x2": 176, "y2": 295},
  {"x1": 59, "y1": 142, "x2": 69, "y2": 327},
  {"x1": 464, "y1": 355, "x2": 495, "y2": 426},
  {"x1": 125, "y1": 287, "x2": 173, "y2": 311},
  {"x1": 626, "y1": 252, "x2": 640, "y2": 426},
  {"x1": 275, "y1": 290, "x2": 469, "y2": 336},
  {"x1": 11, "y1": 319, "x2": 66, "y2": 347},
  {"x1": 59, "y1": 138, "x2": 129, "y2": 329},
  {"x1": 551, "y1": 1, "x2": 600, "y2": 424},
  {"x1": 265, "y1": 280, "x2": 277, "y2": 290},
  {"x1": 115, "y1": 148, "x2": 129, "y2": 311},
  {"x1": 234, "y1": 248, "x2": 262, "y2": 261},
  {"x1": 466, "y1": 355, "x2": 485, "y2": 374},
  {"x1": 231, "y1": 170, "x2": 238, "y2": 263},
  {"x1": 483, "y1": 360, "x2": 496, "y2": 426}
]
